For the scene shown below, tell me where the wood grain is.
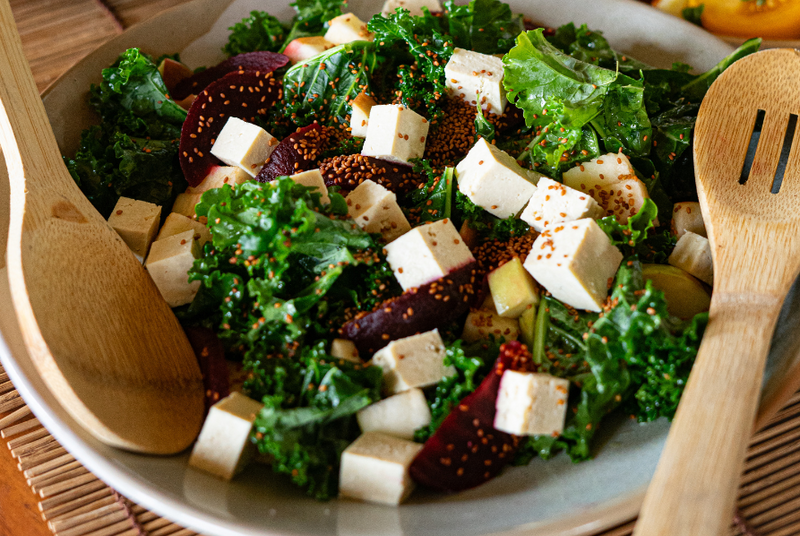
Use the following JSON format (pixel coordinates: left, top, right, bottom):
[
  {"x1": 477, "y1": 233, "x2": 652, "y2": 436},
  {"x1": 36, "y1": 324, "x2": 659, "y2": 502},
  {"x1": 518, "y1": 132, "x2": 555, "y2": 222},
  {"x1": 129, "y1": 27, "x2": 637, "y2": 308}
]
[{"x1": 635, "y1": 48, "x2": 800, "y2": 536}]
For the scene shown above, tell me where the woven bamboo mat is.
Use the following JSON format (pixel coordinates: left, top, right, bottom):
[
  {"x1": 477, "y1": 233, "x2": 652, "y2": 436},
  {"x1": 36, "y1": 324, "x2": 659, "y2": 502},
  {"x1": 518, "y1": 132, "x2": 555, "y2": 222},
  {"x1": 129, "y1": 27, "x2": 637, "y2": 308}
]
[{"x1": 7, "y1": 0, "x2": 800, "y2": 535}]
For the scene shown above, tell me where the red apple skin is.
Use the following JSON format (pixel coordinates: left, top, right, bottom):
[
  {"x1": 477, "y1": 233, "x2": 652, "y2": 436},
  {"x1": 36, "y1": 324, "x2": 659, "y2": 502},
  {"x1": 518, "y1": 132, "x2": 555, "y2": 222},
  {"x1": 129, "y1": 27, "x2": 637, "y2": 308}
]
[
  {"x1": 158, "y1": 58, "x2": 194, "y2": 94},
  {"x1": 283, "y1": 36, "x2": 335, "y2": 64}
]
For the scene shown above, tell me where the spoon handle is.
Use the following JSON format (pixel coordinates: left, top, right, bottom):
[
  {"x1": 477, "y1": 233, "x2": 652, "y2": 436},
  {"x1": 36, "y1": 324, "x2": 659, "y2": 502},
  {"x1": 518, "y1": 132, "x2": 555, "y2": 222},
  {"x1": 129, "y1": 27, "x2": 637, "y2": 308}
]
[{"x1": 634, "y1": 298, "x2": 781, "y2": 536}]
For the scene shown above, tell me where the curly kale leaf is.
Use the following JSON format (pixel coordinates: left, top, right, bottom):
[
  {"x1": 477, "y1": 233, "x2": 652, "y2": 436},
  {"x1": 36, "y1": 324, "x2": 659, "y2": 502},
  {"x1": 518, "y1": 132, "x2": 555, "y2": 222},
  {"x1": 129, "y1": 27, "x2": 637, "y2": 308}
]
[
  {"x1": 413, "y1": 339, "x2": 500, "y2": 443},
  {"x1": 66, "y1": 49, "x2": 187, "y2": 217},
  {"x1": 454, "y1": 190, "x2": 530, "y2": 242},
  {"x1": 224, "y1": 10, "x2": 287, "y2": 56},
  {"x1": 368, "y1": 9, "x2": 454, "y2": 121},
  {"x1": 444, "y1": 0, "x2": 524, "y2": 55},
  {"x1": 283, "y1": 41, "x2": 378, "y2": 126},
  {"x1": 252, "y1": 341, "x2": 383, "y2": 500},
  {"x1": 405, "y1": 160, "x2": 454, "y2": 224},
  {"x1": 187, "y1": 178, "x2": 396, "y2": 399},
  {"x1": 520, "y1": 259, "x2": 706, "y2": 462},
  {"x1": 283, "y1": 0, "x2": 346, "y2": 44}
]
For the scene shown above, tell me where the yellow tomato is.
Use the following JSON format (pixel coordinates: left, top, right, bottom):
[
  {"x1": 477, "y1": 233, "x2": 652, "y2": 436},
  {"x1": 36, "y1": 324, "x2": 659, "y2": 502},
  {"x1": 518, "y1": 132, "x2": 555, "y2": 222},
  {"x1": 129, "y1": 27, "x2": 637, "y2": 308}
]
[{"x1": 686, "y1": 0, "x2": 800, "y2": 39}]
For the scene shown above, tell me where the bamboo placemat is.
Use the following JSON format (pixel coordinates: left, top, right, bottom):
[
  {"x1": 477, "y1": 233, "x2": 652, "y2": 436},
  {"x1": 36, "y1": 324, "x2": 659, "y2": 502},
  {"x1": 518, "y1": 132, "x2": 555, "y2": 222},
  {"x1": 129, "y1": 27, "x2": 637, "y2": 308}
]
[{"x1": 7, "y1": 1, "x2": 800, "y2": 535}]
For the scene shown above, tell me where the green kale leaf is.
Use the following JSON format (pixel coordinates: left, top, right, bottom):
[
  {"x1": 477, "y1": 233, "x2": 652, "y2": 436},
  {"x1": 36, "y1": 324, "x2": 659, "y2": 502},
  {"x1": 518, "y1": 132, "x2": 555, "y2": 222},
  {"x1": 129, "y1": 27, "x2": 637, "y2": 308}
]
[
  {"x1": 252, "y1": 341, "x2": 383, "y2": 500},
  {"x1": 405, "y1": 160, "x2": 454, "y2": 224},
  {"x1": 444, "y1": 0, "x2": 524, "y2": 55},
  {"x1": 224, "y1": 10, "x2": 287, "y2": 56},
  {"x1": 283, "y1": 41, "x2": 378, "y2": 126},
  {"x1": 283, "y1": 0, "x2": 346, "y2": 44},
  {"x1": 682, "y1": 4, "x2": 705, "y2": 26},
  {"x1": 454, "y1": 190, "x2": 530, "y2": 242}
]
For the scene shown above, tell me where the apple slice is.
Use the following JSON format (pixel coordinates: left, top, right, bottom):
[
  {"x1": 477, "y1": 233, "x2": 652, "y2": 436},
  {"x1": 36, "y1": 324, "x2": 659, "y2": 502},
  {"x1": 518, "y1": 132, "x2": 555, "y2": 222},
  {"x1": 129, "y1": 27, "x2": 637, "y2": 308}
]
[
  {"x1": 643, "y1": 264, "x2": 711, "y2": 320},
  {"x1": 158, "y1": 58, "x2": 194, "y2": 94}
]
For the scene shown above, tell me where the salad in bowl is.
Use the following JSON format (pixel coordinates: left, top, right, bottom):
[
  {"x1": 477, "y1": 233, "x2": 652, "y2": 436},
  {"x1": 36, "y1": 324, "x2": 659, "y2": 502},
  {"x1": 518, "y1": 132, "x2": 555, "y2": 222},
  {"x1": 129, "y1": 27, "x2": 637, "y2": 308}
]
[{"x1": 61, "y1": 0, "x2": 759, "y2": 511}]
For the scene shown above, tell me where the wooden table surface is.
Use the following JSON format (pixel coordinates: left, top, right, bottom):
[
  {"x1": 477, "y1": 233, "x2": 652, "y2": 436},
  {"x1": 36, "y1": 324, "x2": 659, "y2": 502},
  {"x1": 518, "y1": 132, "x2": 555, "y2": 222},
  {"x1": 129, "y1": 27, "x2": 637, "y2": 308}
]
[{"x1": 1, "y1": 2, "x2": 191, "y2": 533}]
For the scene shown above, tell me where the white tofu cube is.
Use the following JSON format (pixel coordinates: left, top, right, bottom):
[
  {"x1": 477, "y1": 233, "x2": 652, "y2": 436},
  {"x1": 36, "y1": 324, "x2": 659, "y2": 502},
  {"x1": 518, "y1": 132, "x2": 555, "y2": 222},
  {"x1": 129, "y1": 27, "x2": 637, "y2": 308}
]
[
  {"x1": 210, "y1": 117, "x2": 276, "y2": 177},
  {"x1": 339, "y1": 432, "x2": 422, "y2": 505},
  {"x1": 361, "y1": 104, "x2": 429, "y2": 165},
  {"x1": 171, "y1": 192, "x2": 203, "y2": 219},
  {"x1": 145, "y1": 229, "x2": 201, "y2": 307},
  {"x1": 494, "y1": 370, "x2": 569, "y2": 436},
  {"x1": 290, "y1": 168, "x2": 330, "y2": 204},
  {"x1": 562, "y1": 152, "x2": 651, "y2": 224},
  {"x1": 156, "y1": 212, "x2": 211, "y2": 246},
  {"x1": 350, "y1": 92, "x2": 376, "y2": 138},
  {"x1": 324, "y1": 13, "x2": 374, "y2": 45},
  {"x1": 384, "y1": 218, "x2": 475, "y2": 290},
  {"x1": 671, "y1": 201, "x2": 707, "y2": 239},
  {"x1": 462, "y1": 309, "x2": 520, "y2": 343},
  {"x1": 455, "y1": 138, "x2": 541, "y2": 219},
  {"x1": 186, "y1": 165, "x2": 250, "y2": 195},
  {"x1": 188, "y1": 392, "x2": 264, "y2": 480},
  {"x1": 346, "y1": 180, "x2": 411, "y2": 243},
  {"x1": 668, "y1": 231, "x2": 713, "y2": 285},
  {"x1": 444, "y1": 48, "x2": 507, "y2": 114},
  {"x1": 371, "y1": 329, "x2": 454, "y2": 394},
  {"x1": 283, "y1": 36, "x2": 335, "y2": 64},
  {"x1": 524, "y1": 218, "x2": 623, "y2": 312},
  {"x1": 382, "y1": 0, "x2": 442, "y2": 17},
  {"x1": 331, "y1": 338, "x2": 361, "y2": 363},
  {"x1": 520, "y1": 177, "x2": 604, "y2": 232},
  {"x1": 357, "y1": 388, "x2": 431, "y2": 440},
  {"x1": 107, "y1": 197, "x2": 161, "y2": 261}
]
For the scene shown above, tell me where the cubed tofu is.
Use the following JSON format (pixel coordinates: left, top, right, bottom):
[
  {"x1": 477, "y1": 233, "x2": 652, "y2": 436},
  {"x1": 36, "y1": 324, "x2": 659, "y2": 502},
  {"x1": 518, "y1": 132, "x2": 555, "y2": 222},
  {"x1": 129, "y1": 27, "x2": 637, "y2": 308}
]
[
  {"x1": 350, "y1": 92, "x2": 377, "y2": 138},
  {"x1": 324, "y1": 13, "x2": 374, "y2": 45},
  {"x1": 371, "y1": 329, "x2": 454, "y2": 394},
  {"x1": 145, "y1": 229, "x2": 201, "y2": 307},
  {"x1": 488, "y1": 257, "x2": 539, "y2": 318},
  {"x1": 356, "y1": 388, "x2": 431, "y2": 440},
  {"x1": 107, "y1": 197, "x2": 161, "y2": 261},
  {"x1": 283, "y1": 36, "x2": 335, "y2": 64},
  {"x1": 171, "y1": 192, "x2": 203, "y2": 219},
  {"x1": 156, "y1": 212, "x2": 212, "y2": 246},
  {"x1": 290, "y1": 169, "x2": 330, "y2": 204},
  {"x1": 455, "y1": 138, "x2": 541, "y2": 218},
  {"x1": 346, "y1": 179, "x2": 411, "y2": 243},
  {"x1": 520, "y1": 177, "x2": 604, "y2": 232},
  {"x1": 462, "y1": 309, "x2": 520, "y2": 343},
  {"x1": 668, "y1": 231, "x2": 713, "y2": 285},
  {"x1": 562, "y1": 152, "x2": 650, "y2": 224},
  {"x1": 361, "y1": 104, "x2": 430, "y2": 165},
  {"x1": 444, "y1": 48, "x2": 507, "y2": 114},
  {"x1": 331, "y1": 338, "x2": 361, "y2": 363},
  {"x1": 671, "y1": 201, "x2": 707, "y2": 238},
  {"x1": 339, "y1": 432, "x2": 423, "y2": 505},
  {"x1": 186, "y1": 165, "x2": 250, "y2": 195},
  {"x1": 523, "y1": 219, "x2": 623, "y2": 312},
  {"x1": 188, "y1": 392, "x2": 264, "y2": 480},
  {"x1": 494, "y1": 370, "x2": 569, "y2": 436},
  {"x1": 384, "y1": 218, "x2": 475, "y2": 290},
  {"x1": 210, "y1": 117, "x2": 276, "y2": 177},
  {"x1": 381, "y1": 0, "x2": 442, "y2": 17}
]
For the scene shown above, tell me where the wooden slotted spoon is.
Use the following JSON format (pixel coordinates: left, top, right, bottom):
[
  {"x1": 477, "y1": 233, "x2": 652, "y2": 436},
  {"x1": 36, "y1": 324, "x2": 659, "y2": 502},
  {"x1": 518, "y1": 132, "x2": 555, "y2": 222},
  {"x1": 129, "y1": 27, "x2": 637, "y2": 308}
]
[
  {"x1": 0, "y1": 0, "x2": 204, "y2": 454},
  {"x1": 634, "y1": 48, "x2": 800, "y2": 535}
]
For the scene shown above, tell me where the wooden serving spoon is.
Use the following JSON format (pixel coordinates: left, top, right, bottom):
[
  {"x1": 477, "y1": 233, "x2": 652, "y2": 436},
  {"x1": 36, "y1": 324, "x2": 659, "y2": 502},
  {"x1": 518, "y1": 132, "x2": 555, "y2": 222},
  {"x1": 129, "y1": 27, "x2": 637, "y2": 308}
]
[
  {"x1": 634, "y1": 48, "x2": 800, "y2": 535},
  {"x1": 0, "y1": 0, "x2": 204, "y2": 454}
]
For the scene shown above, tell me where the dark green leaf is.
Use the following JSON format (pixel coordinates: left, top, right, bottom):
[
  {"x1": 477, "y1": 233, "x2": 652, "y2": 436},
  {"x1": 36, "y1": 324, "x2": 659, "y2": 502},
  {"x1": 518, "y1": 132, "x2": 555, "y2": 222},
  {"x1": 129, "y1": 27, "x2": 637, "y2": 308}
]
[{"x1": 224, "y1": 10, "x2": 287, "y2": 56}]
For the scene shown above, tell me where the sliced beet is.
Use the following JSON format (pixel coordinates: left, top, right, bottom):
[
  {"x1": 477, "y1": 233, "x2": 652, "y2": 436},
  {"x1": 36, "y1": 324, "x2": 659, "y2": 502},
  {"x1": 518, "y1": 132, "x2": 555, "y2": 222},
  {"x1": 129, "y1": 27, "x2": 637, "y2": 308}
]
[
  {"x1": 341, "y1": 262, "x2": 479, "y2": 355},
  {"x1": 172, "y1": 51, "x2": 289, "y2": 100},
  {"x1": 319, "y1": 154, "x2": 424, "y2": 195},
  {"x1": 255, "y1": 124, "x2": 327, "y2": 182},
  {"x1": 409, "y1": 341, "x2": 534, "y2": 492},
  {"x1": 179, "y1": 69, "x2": 281, "y2": 186},
  {"x1": 183, "y1": 326, "x2": 230, "y2": 414}
]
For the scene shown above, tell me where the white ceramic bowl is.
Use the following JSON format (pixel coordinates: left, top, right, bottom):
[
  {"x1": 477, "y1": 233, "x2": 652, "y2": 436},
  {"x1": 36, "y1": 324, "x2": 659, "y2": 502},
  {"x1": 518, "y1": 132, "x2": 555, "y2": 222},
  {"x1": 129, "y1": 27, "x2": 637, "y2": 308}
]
[{"x1": 2, "y1": 1, "x2": 799, "y2": 535}]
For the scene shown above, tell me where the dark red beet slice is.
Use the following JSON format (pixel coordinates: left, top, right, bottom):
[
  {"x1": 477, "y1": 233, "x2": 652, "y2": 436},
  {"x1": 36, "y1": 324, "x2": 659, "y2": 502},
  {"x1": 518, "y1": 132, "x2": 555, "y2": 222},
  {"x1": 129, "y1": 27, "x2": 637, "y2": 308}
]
[
  {"x1": 183, "y1": 326, "x2": 230, "y2": 414},
  {"x1": 179, "y1": 69, "x2": 281, "y2": 186},
  {"x1": 409, "y1": 341, "x2": 534, "y2": 492},
  {"x1": 255, "y1": 124, "x2": 327, "y2": 182},
  {"x1": 341, "y1": 262, "x2": 479, "y2": 355},
  {"x1": 172, "y1": 51, "x2": 289, "y2": 100},
  {"x1": 319, "y1": 154, "x2": 424, "y2": 195}
]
